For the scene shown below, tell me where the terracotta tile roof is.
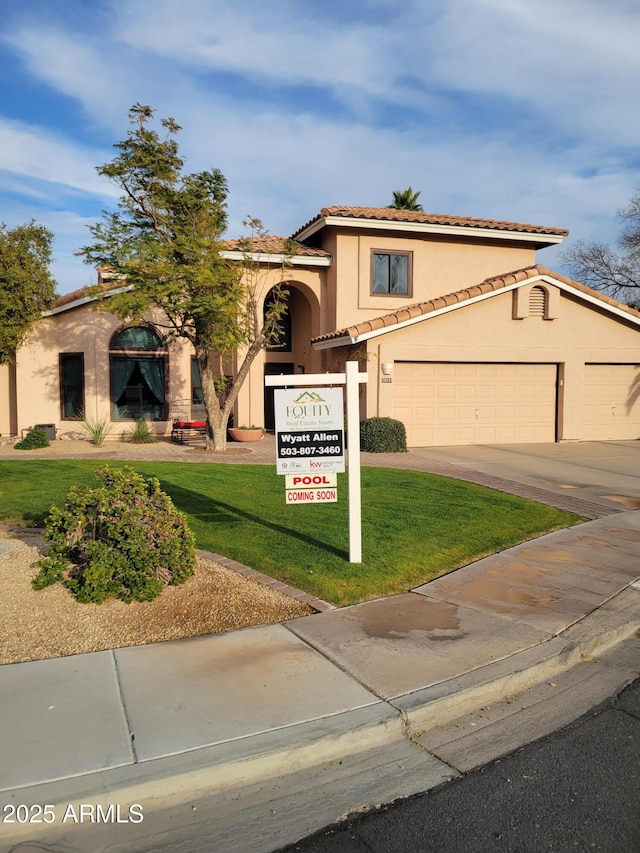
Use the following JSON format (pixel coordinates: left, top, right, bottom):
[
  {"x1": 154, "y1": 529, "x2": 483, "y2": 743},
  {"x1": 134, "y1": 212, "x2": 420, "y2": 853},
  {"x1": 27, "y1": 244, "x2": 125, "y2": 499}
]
[
  {"x1": 311, "y1": 265, "x2": 640, "y2": 345},
  {"x1": 292, "y1": 206, "x2": 569, "y2": 239},
  {"x1": 222, "y1": 236, "x2": 330, "y2": 257},
  {"x1": 49, "y1": 281, "x2": 121, "y2": 311},
  {"x1": 535, "y1": 264, "x2": 640, "y2": 318}
]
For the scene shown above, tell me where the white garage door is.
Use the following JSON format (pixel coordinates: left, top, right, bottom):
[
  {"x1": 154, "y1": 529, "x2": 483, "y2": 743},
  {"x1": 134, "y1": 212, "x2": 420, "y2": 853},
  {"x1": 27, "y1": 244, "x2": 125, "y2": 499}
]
[
  {"x1": 393, "y1": 362, "x2": 557, "y2": 447},
  {"x1": 583, "y1": 364, "x2": 640, "y2": 440}
]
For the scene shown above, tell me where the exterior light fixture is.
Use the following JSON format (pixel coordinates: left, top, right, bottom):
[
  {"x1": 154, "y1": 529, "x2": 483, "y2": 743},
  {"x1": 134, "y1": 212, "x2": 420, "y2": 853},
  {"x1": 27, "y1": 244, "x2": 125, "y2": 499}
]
[{"x1": 381, "y1": 363, "x2": 393, "y2": 376}]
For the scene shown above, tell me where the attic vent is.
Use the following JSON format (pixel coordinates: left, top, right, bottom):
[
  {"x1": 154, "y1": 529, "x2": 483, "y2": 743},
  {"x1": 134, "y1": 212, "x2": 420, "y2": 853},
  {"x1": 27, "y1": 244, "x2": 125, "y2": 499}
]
[{"x1": 529, "y1": 286, "x2": 547, "y2": 317}]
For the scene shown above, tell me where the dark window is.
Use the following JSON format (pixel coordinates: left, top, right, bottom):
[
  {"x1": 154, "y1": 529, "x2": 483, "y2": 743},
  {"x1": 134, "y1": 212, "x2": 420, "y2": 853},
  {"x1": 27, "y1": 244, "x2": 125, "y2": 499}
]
[
  {"x1": 109, "y1": 326, "x2": 167, "y2": 420},
  {"x1": 59, "y1": 353, "x2": 85, "y2": 419},
  {"x1": 371, "y1": 251, "x2": 412, "y2": 295},
  {"x1": 264, "y1": 290, "x2": 292, "y2": 351},
  {"x1": 191, "y1": 358, "x2": 206, "y2": 420},
  {"x1": 191, "y1": 358, "x2": 203, "y2": 405}
]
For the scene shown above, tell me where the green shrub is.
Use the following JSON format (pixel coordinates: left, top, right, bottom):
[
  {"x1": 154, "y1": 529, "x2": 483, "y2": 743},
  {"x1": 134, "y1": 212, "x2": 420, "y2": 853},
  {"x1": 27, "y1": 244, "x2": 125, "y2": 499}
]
[
  {"x1": 126, "y1": 418, "x2": 157, "y2": 443},
  {"x1": 14, "y1": 428, "x2": 50, "y2": 450},
  {"x1": 360, "y1": 417, "x2": 408, "y2": 453},
  {"x1": 33, "y1": 465, "x2": 196, "y2": 603}
]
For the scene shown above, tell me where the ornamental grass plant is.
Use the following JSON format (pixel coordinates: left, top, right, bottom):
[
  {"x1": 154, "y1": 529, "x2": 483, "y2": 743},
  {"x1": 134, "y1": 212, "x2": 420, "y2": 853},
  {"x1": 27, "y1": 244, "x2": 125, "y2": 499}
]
[{"x1": 81, "y1": 413, "x2": 115, "y2": 446}]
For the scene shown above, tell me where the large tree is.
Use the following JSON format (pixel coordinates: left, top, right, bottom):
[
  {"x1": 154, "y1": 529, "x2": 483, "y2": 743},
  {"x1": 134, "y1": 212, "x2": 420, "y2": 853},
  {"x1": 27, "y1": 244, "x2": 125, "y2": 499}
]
[
  {"x1": 561, "y1": 187, "x2": 640, "y2": 308},
  {"x1": 0, "y1": 221, "x2": 57, "y2": 364},
  {"x1": 389, "y1": 187, "x2": 424, "y2": 211},
  {"x1": 78, "y1": 104, "x2": 290, "y2": 451}
]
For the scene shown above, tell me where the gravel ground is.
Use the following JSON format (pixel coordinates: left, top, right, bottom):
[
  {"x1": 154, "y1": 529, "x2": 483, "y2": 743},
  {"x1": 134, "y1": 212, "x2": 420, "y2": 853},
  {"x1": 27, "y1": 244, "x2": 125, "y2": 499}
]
[{"x1": 0, "y1": 527, "x2": 312, "y2": 665}]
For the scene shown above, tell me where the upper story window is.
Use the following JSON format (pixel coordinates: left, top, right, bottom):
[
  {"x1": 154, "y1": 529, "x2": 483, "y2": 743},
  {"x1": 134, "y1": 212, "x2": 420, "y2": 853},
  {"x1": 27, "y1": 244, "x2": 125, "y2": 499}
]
[{"x1": 371, "y1": 251, "x2": 412, "y2": 296}]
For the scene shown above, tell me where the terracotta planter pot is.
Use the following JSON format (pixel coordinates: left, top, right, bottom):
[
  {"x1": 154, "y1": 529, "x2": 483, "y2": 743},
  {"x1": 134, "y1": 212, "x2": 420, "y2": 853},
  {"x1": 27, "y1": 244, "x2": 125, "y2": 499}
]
[{"x1": 228, "y1": 428, "x2": 264, "y2": 442}]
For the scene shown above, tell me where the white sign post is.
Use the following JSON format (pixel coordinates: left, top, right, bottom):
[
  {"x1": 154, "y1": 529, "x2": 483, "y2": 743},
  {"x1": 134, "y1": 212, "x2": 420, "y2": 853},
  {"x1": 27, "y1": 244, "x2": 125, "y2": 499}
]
[
  {"x1": 345, "y1": 361, "x2": 363, "y2": 563},
  {"x1": 266, "y1": 361, "x2": 367, "y2": 563}
]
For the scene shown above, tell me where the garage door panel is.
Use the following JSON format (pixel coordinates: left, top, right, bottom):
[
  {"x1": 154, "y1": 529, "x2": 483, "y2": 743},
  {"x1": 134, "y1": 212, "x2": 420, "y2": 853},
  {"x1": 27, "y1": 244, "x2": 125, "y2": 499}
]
[
  {"x1": 458, "y1": 385, "x2": 477, "y2": 399},
  {"x1": 437, "y1": 406, "x2": 457, "y2": 421},
  {"x1": 583, "y1": 364, "x2": 640, "y2": 440},
  {"x1": 394, "y1": 362, "x2": 556, "y2": 447}
]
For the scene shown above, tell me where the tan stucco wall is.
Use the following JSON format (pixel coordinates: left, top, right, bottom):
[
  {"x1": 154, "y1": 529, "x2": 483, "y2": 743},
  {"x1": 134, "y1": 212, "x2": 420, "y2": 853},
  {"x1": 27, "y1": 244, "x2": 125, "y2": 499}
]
[
  {"x1": 7, "y1": 237, "x2": 637, "y2": 444},
  {"x1": 326, "y1": 229, "x2": 537, "y2": 332},
  {"x1": 363, "y1": 283, "x2": 640, "y2": 441},
  {"x1": 3, "y1": 262, "x2": 328, "y2": 438},
  {"x1": 10, "y1": 302, "x2": 194, "y2": 438}
]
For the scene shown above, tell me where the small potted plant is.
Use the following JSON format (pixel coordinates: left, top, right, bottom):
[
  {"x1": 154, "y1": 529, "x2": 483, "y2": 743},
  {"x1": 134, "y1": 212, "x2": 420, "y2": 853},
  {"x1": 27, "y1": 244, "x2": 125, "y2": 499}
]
[{"x1": 228, "y1": 425, "x2": 264, "y2": 442}]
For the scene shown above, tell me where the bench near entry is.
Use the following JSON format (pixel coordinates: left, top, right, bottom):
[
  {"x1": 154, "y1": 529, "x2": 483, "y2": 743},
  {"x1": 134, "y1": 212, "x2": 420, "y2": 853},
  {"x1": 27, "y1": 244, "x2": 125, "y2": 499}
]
[{"x1": 170, "y1": 420, "x2": 206, "y2": 444}]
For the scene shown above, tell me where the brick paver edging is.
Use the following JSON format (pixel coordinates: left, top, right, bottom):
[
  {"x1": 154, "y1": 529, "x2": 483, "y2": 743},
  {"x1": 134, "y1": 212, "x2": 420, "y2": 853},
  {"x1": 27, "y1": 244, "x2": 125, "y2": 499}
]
[{"x1": 197, "y1": 549, "x2": 335, "y2": 613}]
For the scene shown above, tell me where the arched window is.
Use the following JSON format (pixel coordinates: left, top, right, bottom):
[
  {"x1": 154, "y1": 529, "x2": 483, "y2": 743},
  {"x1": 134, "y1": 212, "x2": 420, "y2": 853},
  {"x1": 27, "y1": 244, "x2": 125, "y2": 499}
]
[
  {"x1": 109, "y1": 326, "x2": 167, "y2": 420},
  {"x1": 529, "y1": 285, "x2": 547, "y2": 317}
]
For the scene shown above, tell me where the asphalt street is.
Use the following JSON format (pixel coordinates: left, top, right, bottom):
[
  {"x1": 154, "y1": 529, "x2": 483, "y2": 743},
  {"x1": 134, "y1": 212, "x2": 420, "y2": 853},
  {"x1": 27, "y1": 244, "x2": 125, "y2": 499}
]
[{"x1": 280, "y1": 677, "x2": 640, "y2": 853}]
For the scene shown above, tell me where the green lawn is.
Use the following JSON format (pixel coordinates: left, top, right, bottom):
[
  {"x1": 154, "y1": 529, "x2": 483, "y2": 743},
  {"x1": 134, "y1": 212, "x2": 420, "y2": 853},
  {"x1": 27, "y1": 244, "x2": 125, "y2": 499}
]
[{"x1": 0, "y1": 460, "x2": 582, "y2": 606}]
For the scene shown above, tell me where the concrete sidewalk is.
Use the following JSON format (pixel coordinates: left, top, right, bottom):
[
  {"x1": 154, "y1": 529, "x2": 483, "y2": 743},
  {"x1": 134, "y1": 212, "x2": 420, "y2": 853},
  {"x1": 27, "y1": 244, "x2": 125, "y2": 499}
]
[{"x1": 2, "y1": 511, "x2": 639, "y2": 852}]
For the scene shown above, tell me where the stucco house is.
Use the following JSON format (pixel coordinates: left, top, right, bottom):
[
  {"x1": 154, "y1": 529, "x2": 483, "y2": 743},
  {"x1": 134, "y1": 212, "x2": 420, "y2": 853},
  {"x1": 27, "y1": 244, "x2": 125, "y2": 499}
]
[{"x1": 1, "y1": 205, "x2": 639, "y2": 446}]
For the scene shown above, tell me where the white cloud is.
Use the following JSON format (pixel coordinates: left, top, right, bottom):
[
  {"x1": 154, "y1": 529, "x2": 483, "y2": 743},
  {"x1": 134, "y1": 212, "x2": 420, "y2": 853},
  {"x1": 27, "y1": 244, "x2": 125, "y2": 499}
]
[
  {"x1": 417, "y1": 0, "x2": 640, "y2": 145},
  {"x1": 111, "y1": 0, "x2": 403, "y2": 105},
  {"x1": 105, "y1": 0, "x2": 640, "y2": 148},
  {"x1": 0, "y1": 117, "x2": 116, "y2": 199}
]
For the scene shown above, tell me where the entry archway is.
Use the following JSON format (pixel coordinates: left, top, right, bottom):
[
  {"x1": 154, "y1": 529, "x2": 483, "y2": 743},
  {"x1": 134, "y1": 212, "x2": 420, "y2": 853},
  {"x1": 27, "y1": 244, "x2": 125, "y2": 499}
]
[{"x1": 263, "y1": 283, "x2": 316, "y2": 430}]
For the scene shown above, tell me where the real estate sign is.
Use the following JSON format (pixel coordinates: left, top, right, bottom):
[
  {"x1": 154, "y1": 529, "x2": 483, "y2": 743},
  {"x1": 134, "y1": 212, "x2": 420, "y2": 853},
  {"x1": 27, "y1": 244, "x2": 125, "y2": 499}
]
[{"x1": 274, "y1": 387, "x2": 345, "y2": 475}]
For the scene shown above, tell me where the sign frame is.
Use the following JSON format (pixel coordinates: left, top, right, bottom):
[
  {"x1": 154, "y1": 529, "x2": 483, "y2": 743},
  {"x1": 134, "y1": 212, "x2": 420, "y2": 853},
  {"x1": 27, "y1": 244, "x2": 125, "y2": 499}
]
[
  {"x1": 265, "y1": 363, "x2": 367, "y2": 563},
  {"x1": 274, "y1": 386, "x2": 345, "y2": 475}
]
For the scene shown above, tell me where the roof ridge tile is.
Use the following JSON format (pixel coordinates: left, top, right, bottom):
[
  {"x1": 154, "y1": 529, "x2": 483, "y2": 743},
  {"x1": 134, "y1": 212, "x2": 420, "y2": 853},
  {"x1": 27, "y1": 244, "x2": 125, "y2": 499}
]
[
  {"x1": 311, "y1": 264, "x2": 640, "y2": 345},
  {"x1": 293, "y1": 207, "x2": 568, "y2": 239}
]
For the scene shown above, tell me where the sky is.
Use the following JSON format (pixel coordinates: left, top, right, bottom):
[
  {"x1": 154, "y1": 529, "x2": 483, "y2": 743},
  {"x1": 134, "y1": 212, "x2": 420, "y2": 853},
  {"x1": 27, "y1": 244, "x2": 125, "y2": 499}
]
[{"x1": 1, "y1": 0, "x2": 639, "y2": 295}]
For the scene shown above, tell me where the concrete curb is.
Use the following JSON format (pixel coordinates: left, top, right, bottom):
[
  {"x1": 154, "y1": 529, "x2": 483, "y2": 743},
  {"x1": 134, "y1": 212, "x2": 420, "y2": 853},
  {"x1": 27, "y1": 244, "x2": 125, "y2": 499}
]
[
  {"x1": 5, "y1": 587, "x2": 638, "y2": 848},
  {"x1": 1, "y1": 703, "x2": 406, "y2": 846},
  {"x1": 395, "y1": 585, "x2": 640, "y2": 737}
]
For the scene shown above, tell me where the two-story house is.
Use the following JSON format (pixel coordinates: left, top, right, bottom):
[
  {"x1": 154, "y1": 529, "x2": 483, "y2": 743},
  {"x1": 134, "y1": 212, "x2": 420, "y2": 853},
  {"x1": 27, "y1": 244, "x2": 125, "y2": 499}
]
[{"x1": 2, "y1": 205, "x2": 639, "y2": 445}]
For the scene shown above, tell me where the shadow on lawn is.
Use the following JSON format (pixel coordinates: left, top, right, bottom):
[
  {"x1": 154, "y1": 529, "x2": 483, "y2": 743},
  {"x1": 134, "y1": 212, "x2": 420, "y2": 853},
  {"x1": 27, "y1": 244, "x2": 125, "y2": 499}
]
[{"x1": 159, "y1": 482, "x2": 349, "y2": 560}]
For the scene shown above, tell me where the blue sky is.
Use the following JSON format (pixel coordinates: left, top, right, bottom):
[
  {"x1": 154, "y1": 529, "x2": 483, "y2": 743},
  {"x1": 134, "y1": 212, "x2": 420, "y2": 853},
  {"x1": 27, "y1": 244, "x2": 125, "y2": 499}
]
[{"x1": 1, "y1": 0, "x2": 639, "y2": 295}]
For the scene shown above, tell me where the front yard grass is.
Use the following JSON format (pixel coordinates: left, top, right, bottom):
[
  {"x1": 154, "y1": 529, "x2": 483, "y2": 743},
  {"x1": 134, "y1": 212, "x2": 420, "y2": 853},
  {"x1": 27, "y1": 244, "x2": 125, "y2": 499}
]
[{"x1": 0, "y1": 461, "x2": 582, "y2": 606}]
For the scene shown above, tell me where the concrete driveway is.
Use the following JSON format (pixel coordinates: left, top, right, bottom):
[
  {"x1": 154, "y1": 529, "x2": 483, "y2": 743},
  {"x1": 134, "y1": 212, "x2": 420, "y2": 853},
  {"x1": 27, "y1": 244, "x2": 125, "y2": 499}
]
[{"x1": 409, "y1": 440, "x2": 640, "y2": 515}]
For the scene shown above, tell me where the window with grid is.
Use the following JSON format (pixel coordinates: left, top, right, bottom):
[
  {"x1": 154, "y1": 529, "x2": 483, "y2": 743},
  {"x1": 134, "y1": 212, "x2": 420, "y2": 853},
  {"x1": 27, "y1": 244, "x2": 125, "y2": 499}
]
[{"x1": 371, "y1": 251, "x2": 412, "y2": 295}]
